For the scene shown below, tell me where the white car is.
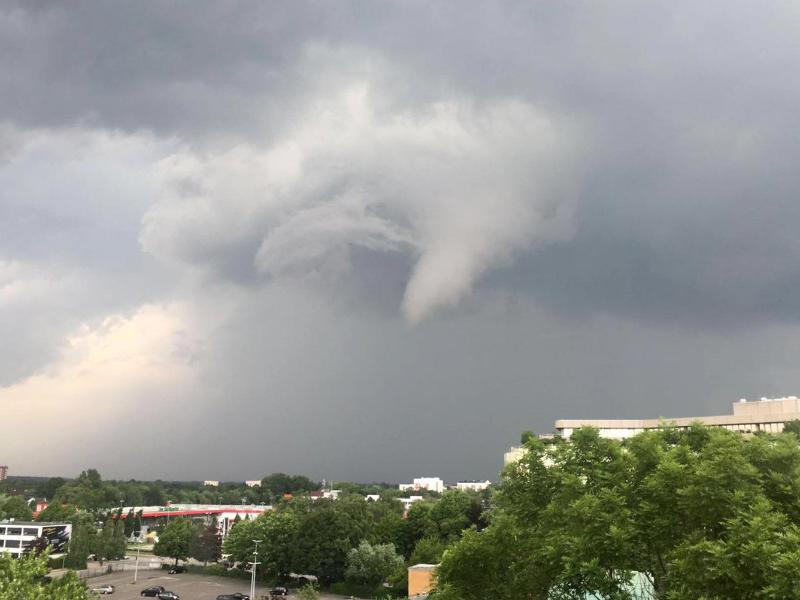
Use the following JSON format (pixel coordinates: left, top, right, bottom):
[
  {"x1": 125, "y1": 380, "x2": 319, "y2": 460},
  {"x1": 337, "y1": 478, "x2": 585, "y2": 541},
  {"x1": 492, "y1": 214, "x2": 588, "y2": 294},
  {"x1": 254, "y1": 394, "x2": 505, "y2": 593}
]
[{"x1": 91, "y1": 584, "x2": 115, "y2": 594}]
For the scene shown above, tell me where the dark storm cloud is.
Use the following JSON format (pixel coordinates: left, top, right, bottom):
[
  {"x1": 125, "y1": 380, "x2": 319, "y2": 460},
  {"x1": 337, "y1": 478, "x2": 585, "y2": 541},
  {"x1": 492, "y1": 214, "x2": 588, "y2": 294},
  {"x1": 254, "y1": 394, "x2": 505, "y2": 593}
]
[
  {"x1": 4, "y1": 1, "x2": 800, "y2": 480},
  {"x1": 5, "y1": 0, "x2": 798, "y2": 325}
]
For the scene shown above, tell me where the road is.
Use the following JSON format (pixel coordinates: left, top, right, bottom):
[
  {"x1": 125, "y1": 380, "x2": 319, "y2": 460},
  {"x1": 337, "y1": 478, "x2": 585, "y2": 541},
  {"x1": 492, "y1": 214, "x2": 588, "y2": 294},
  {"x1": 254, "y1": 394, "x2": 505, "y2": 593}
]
[{"x1": 85, "y1": 571, "x2": 345, "y2": 600}]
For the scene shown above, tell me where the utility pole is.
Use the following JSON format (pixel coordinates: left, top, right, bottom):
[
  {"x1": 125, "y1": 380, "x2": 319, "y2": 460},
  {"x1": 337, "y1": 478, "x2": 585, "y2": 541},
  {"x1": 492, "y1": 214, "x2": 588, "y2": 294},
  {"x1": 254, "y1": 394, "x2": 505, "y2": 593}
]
[
  {"x1": 133, "y1": 545, "x2": 141, "y2": 583},
  {"x1": 249, "y1": 539, "x2": 262, "y2": 599}
]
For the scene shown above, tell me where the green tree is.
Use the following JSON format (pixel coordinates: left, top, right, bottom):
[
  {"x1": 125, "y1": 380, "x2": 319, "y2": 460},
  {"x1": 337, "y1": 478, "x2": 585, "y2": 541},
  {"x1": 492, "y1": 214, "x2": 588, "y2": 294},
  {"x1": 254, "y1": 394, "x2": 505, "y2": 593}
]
[
  {"x1": 191, "y1": 520, "x2": 222, "y2": 565},
  {"x1": 783, "y1": 419, "x2": 800, "y2": 439},
  {"x1": 1, "y1": 495, "x2": 33, "y2": 520},
  {"x1": 64, "y1": 516, "x2": 94, "y2": 570},
  {"x1": 36, "y1": 503, "x2": 77, "y2": 523},
  {"x1": 409, "y1": 536, "x2": 447, "y2": 565},
  {"x1": 94, "y1": 517, "x2": 115, "y2": 565},
  {"x1": 123, "y1": 508, "x2": 135, "y2": 537},
  {"x1": 0, "y1": 551, "x2": 90, "y2": 599},
  {"x1": 436, "y1": 425, "x2": 800, "y2": 600},
  {"x1": 291, "y1": 500, "x2": 366, "y2": 584},
  {"x1": 296, "y1": 583, "x2": 320, "y2": 600},
  {"x1": 110, "y1": 519, "x2": 127, "y2": 560},
  {"x1": 154, "y1": 518, "x2": 194, "y2": 567},
  {"x1": 345, "y1": 541, "x2": 405, "y2": 588}
]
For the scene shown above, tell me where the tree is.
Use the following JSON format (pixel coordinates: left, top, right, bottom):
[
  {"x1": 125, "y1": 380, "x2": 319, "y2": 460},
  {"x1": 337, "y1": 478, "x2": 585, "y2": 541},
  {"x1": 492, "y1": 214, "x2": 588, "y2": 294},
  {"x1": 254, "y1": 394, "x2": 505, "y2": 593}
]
[
  {"x1": 94, "y1": 518, "x2": 115, "y2": 565},
  {"x1": 436, "y1": 425, "x2": 800, "y2": 600},
  {"x1": 409, "y1": 536, "x2": 447, "y2": 565},
  {"x1": 36, "y1": 503, "x2": 77, "y2": 523},
  {"x1": 783, "y1": 419, "x2": 800, "y2": 439},
  {"x1": 0, "y1": 551, "x2": 91, "y2": 599},
  {"x1": 64, "y1": 516, "x2": 94, "y2": 570},
  {"x1": 1, "y1": 495, "x2": 33, "y2": 520},
  {"x1": 154, "y1": 518, "x2": 194, "y2": 567},
  {"x1": 345, "y1": 541, "x2": 405, "y2": 588},
  {"x1": 296, "y1": 583, "x2": 319, "y2": 600},
  {"x1": 123, "y1": 509, "x2": 135, "y2": 537},
  {"x1": 133, "y1": 510, "x2": 144, "y2": 538},
  {"x1": 191, "y1": 520, "x2": 222, "y2": 565},
  {"x1": 291, "y1": 501, "x2": 366, "y2": 584},
  {"x1": 110, "y1": 519, "x2": 127, "y2": 560}
]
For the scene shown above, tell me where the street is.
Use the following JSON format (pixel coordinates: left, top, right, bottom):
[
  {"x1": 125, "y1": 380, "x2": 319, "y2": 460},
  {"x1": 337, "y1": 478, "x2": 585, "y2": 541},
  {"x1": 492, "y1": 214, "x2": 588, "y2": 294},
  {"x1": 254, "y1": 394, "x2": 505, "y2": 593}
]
[{"x1": 85, "y1": 571, "x2": 345, "y2": 600}]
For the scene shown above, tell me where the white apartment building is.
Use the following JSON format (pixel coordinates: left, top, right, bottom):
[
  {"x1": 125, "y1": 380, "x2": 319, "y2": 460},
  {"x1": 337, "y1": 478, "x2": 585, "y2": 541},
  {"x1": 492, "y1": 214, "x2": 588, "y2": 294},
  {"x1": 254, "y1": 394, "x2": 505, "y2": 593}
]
[
  {"x1": 456, "y1": 480, "x2": 492, "y2": 492},
  {"x1": 244, "y1": 480, "x2": 261, "y2": 487},
  {"x1": 0, "y1": 521, "x2": 71, "y2": 557},
  {"x1": 203, "y1": 480, "x2": 219, "y2": 487},
  {"x1": 398, "y1": 477, "x2": 445, "y2": 494}
]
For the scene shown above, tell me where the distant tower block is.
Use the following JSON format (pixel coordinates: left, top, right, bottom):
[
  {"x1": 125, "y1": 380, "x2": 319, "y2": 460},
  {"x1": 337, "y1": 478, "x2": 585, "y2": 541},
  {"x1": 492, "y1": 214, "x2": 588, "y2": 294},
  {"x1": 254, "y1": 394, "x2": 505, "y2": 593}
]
[{"x1": 0, "y1": 466, "x2": 7, "y2": 481}]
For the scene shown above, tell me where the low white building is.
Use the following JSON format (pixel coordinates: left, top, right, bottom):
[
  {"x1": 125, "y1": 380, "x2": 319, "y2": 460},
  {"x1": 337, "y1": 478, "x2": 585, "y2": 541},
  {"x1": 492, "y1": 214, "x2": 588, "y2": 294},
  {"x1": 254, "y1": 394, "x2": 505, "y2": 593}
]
[
  {"x1": 456, "y1": 480, "x2": 491, "y2": 492},
  {"x1": 244, "y1": 480, "x2": 261, "y2": 487},
  {"x1": 398, "y1": 496, "x2": 424, "y2": 511},
  {"x1": 203, "y1": 480, "x2": 219, "y2": 487},
  {"x1": 398, "y1": 477, "x2": 445, "y2": 494},
  {"x1": 0, "y1": 521, "x2": 71, "y2": 558}
]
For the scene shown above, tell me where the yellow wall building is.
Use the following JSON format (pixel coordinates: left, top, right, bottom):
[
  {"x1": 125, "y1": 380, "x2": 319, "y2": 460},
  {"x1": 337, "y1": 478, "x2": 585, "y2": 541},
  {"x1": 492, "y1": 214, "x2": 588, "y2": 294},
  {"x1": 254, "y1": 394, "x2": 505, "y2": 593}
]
[{"x1": 408, "y1": 563, "x2": 437, "y2": 598}]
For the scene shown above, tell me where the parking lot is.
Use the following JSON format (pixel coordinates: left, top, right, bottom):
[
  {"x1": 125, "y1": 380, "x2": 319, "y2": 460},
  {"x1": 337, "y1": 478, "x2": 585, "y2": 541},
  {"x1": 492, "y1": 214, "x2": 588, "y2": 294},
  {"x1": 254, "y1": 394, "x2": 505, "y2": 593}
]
[{"x1": 84, "y1": 571, "x2": 343, "y2": 600}]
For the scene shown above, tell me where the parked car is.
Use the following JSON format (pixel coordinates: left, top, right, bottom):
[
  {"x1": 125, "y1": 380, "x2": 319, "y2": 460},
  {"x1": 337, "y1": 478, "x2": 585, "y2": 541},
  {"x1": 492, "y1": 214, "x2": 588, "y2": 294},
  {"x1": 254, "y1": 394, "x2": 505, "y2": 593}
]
[
  {"x1": 157, "y1": 593, "x2": 180, "y2": 600},
  {"x1": 91, "y1": 584, "x2": 115, "y2": 594},
  {"x1": 270, "y1": 587, "x2": 289, "y2": 597},
  {"x1": 141, "y1": 586, "x2": 166, "y2": 597},
  {"x1": 168, "y1": 565, "x2": 185, "y2": 574},
  {"x1": 216, "y1": 594, "x2": 250, "y2": 600}
]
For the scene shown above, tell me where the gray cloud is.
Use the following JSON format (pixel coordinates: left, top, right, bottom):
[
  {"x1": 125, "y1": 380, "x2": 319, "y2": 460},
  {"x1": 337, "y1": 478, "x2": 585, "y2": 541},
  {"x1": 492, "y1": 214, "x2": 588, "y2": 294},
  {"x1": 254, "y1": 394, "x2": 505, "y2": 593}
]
[{"x1": 3, "y1": 1, "x2": 800, "y2": 480}]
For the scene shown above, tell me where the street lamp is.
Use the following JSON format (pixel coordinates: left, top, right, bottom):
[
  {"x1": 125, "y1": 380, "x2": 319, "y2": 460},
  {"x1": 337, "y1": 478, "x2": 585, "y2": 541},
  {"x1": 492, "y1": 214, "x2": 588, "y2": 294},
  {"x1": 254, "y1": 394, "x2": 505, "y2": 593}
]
[
  {"x1": 249, "y1": 539, "x2": 262, "y2": 599},
  {"x1": 133, "y1": 545, "x2": 141, "y2": 583}
]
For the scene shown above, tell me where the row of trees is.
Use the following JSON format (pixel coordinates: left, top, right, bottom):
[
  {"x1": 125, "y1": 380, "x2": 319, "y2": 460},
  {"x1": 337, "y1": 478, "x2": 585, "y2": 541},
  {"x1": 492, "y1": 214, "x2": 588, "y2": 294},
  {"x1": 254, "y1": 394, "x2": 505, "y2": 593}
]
[
  {"x1": 220, "y1": 490, "x2": 486, "y2": 590},
  {"x1": 434, "y1": 424, "x2": 800, "y2": 600},
  {"x1": 1, "y1": 470, "x2": 369, "y2": 512}
]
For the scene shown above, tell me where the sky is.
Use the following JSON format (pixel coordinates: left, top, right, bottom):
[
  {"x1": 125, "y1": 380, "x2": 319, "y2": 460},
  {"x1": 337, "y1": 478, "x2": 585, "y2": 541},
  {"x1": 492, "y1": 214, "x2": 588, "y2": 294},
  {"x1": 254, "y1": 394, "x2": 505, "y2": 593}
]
[{"x1": 4, "y1": 1, "x2": 800, "y2": 483}]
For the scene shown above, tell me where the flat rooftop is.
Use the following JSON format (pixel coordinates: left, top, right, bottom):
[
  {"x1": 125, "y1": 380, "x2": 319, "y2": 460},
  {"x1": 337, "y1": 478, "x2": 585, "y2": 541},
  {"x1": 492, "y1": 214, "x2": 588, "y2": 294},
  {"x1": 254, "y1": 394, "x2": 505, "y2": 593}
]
[{"x1": 555, "y1": 397, "x2": 800, "y2": 431}]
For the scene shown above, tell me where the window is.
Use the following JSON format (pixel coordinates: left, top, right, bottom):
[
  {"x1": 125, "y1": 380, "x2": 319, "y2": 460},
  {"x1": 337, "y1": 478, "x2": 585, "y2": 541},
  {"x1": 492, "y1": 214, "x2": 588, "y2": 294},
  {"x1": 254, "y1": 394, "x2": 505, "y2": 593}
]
[
  {"x1": 23, "y1": 528, "x2": 38, "y2": 536},
  {"x1": 6, "y1": 528, "x2": 21, "y2": 536},
  {"x1": 5, "y1": 540, "x2": 20, "y2": 548},
  {"x1": 0, "y1": 527, "x2": 5, "y2": 535},
  {"x1": 0, "y1": 539, "x2": 4, "y2": 547}
]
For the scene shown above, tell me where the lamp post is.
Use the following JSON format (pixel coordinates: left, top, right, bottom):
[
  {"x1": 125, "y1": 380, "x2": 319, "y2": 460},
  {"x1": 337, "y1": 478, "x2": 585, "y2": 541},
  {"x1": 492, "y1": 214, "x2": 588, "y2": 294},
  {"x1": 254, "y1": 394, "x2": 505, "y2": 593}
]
[
  {"x1": 249, "y1": 539, "x2": 262, "y2": 599},
  {"x1": 133, "y1": 545, "x2": 141, "y2": 583}
]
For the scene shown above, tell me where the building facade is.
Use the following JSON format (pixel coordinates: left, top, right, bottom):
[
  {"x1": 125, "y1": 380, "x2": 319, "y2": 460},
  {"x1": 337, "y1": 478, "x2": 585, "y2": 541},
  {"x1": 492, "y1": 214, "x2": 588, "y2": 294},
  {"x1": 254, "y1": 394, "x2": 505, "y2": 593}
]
[
  {"x1": 505, "y1": 397, "x2": 800, "y2": 465},
  {"x1": 0, "y1": 466, "x2": 7, "y2": 481},
  {"x1": 399, "y1": 477, "x2": 445, "y2": 494},
  {"x1": 0, "y1": 521, "x2": 71, "y2": 557},
  {"x1": 455, "y1": 480, "x2": 491, "y2": 492},
  {"x1": 555, "y1": 397, "x2": 800, "y2": 440}
]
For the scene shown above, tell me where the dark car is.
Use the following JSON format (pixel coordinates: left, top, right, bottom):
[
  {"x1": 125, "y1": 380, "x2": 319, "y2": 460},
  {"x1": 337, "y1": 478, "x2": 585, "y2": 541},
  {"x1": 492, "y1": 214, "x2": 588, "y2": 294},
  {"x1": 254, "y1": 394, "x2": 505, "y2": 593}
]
[
  {"x1": 270, "y1": 587, "x2": 289, "y2": 597},
  {"x1": 141, "y1": 587, "x2": 166, "y2": 597},
  {"x1": 216, "y1": 594, "x2": 250, "y2": 600},
  {"x1": 168, "y1": 565, "x2": 185, "y2": 574},
  {"x1": 158, "y1": 593, "x2": 180, "y2": 600}
]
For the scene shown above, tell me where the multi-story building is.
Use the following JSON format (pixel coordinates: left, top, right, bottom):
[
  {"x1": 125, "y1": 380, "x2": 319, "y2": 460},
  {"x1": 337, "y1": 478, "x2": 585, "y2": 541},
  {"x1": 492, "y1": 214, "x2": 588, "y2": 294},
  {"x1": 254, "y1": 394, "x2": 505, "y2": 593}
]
[
  {"x1": 203, "y1": 480, "x2": 219, "y2": 487},
  {"x1": 455, "y1": 480, "x2": 491, "y2": 492},
  {"x1": 244, "y1": 480, "x2": 261, "y2": 488},
  {"x1": 398, "y1": 477, "x2": 445, "y2": 494},
  {"x1": 505, "y1": 396, "x2": 800, "y2": 464},
  {"x1": 555, "y1": 396, "x2": 800, "y2": 440},
  {"x1": 0, "y1": 521, "x2": 71, "y2": 558},
  {"x1": 0, "y1": 466, "x2": 7, "y2": 481}
]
